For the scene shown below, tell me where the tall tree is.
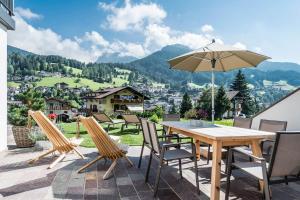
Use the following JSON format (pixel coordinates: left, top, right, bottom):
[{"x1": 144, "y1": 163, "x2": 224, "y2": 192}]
[
  {"x1": 180, "y1": 93, "x2": 193, "y2": 117},
  {"x1": 215, "y1": 86, "x2": 230, "y2": 119},
  {"x1": 197, "y1": 88, "x2": 212, "y2": 119},
  {"x1": 230, "y1": 70, "x2": 254, "y2": 115}
]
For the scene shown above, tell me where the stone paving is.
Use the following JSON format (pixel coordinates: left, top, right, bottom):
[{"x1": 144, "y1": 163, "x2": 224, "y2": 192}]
[{"x1": 0, "y1": 144, "x2": 300, "y2": 200}]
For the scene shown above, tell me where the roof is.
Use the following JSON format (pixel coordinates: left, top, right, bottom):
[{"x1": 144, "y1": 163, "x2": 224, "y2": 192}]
[
  {"x1": 252, "y1": 87, "x2": 300, "y2": 118},
  {"x1": 46, "y1": 97, "x2": 70, "y2": 104},
  {"x1": 55, "y1": 82, "x2": 69, "y2": 86},
  {"x1": 82, "y1": 86, "x2": 150, "y2": 100},
  {"x1": 226, "y1": 91, "x2": 239, "y2": 101}
]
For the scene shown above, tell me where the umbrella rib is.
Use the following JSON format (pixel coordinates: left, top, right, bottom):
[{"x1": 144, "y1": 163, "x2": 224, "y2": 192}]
[
  {"x1": 230, "y1": 51, "x2": 257, "y2": 67},
  {"x1": 194, "y1": 52, "x2": 208, "y2": 71},
  {"x1": 216, "y1": 52, "x2": 226, "y2": 71}
]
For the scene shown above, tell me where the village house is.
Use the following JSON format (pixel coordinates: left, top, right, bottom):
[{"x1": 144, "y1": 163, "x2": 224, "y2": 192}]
[
  {"x1": 82, "y1": 86, "x2": 149, "y2": 114},
  {"x1": 45, "y1": 97, "x2": 74, "y2": 122},
  {"x1": 223, "y1": 90, "x2": 242, "y2": 118},
  {"x1": 54, "y1": 82, "x2": 69, "y2": 90}
]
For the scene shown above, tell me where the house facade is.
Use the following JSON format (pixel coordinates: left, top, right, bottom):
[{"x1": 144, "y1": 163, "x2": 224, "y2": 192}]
[
  {"x1": 251, "y1": 88, "x2": 300, "y2": 131},
  {"x1": 0, "y1": 0, "x2": 15, "y2": 151},
  {"x1": 82, "y1": 87, "x2": 148, "y2": 114},
  {"x1": 45, "y1": 98, "x2": 74, "y2": 122}
]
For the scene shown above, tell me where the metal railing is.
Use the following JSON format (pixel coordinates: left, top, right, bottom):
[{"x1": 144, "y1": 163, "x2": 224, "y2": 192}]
[
  {"x1": 0, "y1": 0, "x2": 13, "y2": 16},
  {"x1": 111, "y1": 99, "x2": 143, "y2": 104}
]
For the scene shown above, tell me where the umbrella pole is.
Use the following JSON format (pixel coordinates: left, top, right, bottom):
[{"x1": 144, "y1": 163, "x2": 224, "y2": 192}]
[{"x1": 211, "y1": 59, "x2": 216, "y2": 124}]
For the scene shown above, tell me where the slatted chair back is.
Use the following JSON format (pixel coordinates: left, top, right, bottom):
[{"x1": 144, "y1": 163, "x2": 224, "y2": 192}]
[
  {"x1": 233, "y1": 117, "x2": 252, "y2": 129},
  {"x1": 259, "y1": 119, "x2": 287, "y2": 132},
  {"x1": 93, "y1": 113, "x2": 113, "y2": 123},
  {"x1": 122, "y1": 114, "x2": 140, "y2": 124},
  {"x1": 269, "y1": 132, "x2": 300, "y2": 178},
  {"x1": 163, "y1": 114, "x2": 180, "y2": 121},
  {"x1": 140, "y1": 118, "x2": 151, "y2": 145},
  {"x1": 147, "y1": 121, "x2": 161, "y2": 154},
  {"x1": 79, "y1": 116, "x2": 124, "y2": 159},
  {"x1": 28, "y1": 110, "x2": 73, "y2": 153}
]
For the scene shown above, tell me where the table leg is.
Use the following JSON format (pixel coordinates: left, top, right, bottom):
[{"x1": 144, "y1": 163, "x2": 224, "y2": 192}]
[
  {"x1": 195, "y1": 140, "x2": 201, "y2": 160},
  {"x1": 251, "y1": 140, "x2": 264, "y2": 191},
  {"x1": 210, "y1": 140, "x2": 222, "y2": 200}
]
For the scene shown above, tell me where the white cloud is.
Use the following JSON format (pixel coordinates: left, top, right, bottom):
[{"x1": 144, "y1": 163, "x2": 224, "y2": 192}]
[
  {"x1": 144, "y1": 24, "x2": 221, "y2": 51},
  {"x1": 99, "y1": 0, "x2": 166, "y2": 31},
  {"x1": 15, "y1": 7, "x2": 42, "y2": 20},
  {"x1": 201, "y1": 24, "x2": 214, "y2": 33},
  {"x1": 233, "y1": 42, "x2": 247, "y2": 50},
  {"x1": 254, "y1": 46, "x2": 262, "y2": 53},
  {"x1": 82, "y1": 31, "x2": 109, "y2": 47}
]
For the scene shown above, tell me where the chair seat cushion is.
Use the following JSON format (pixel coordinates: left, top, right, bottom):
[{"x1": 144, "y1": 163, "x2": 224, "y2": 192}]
[
  {"x1": 117, "y1": 143, "x2": 129, "y2": 153},
  {"x1": 233, "y1": 162, "x2": 269, "y2": 180},
  {"x1": 163, "y1": 149, "x2": 193, "y2": 161}
]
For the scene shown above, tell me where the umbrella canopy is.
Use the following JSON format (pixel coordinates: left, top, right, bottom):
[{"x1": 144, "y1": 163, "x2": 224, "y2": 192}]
[{"x1": 168, "y1": 39, "x2": 270, "y2": 123}]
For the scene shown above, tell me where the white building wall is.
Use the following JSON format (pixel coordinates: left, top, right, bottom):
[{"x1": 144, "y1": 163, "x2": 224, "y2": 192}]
[
  {"x1": 0, "y1": 23, "x2": 8, "y2": 151},
  {"x1": 251, "y1": 90, "x2": 300, "y2": 131}
]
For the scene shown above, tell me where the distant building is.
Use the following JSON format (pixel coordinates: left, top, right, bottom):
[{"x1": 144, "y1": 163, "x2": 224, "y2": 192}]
[
  {"x1": 82, "y1": 86, "x2": 149, "y2": 114},
  {"x1": 251, "y1": 88, "x2": 300, "y2": 131},
  {"x1": 54, "y1": 82, "x2": 69, "y2": 90},
  {"x1": 45, "y1": 98, "x2": 74, "y2": 122}
]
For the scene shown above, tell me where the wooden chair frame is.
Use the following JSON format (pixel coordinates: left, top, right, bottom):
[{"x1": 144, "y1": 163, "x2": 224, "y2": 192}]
[
  {"x1": 77, "y1": 116, "x2": 133, "y2": 179},
  {"x1": 28, "y1": 110, "x2": 84, "y2": 169}
]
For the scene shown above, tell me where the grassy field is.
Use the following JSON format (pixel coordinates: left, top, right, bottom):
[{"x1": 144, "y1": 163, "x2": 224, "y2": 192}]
[
  {"x1": 64, "y1": 66, "x2": 82, "y2": 75},
  {"x1": 60, "y1": 119, "x2": 233, "y2": 148},
  {"x1": 8, "y1": 82, "x2": 21, "y2": 88},
  {"x1": 35, "y1": 76, "x2": 128, "y2": 91}
]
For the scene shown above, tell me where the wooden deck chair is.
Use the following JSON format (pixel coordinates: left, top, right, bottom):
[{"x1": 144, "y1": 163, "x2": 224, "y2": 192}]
[
  {"x1": 28, "y1": 110, "x2": 84, "y2": 169},
  {"x1": 121, "y1": 114, "x2": 141, "y2": 134},
  {"x1": 77, "y1": 116, "x2": 133, "y2": 179}
]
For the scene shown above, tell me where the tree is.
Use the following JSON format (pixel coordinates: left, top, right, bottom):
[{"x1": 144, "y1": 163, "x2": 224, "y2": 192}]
[
  {"x1": 169, "y1": 102, "x2": 177, "y2": 114},
  {"x1": 230, "y1": 70, "x2": 254, "y2": 115},
  {"x1": 180, "y1": 93, "x2": 193, "y2": 117},
  {"x1": 197, "y1": 88, "x2": 212, "y2": 119},
  {"x1": 215, "y1": 86, "x2": 230, "y2": 119}
]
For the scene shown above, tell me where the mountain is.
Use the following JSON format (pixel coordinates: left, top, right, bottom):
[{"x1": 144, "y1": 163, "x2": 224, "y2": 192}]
[
  {"x1": 257, "y1": 61, "x2": 300, "y2": 73},
  {"x1": 127, "y1": 44, "x2": 300, "y2": 88},
  {"x1": 97, "y1": 53, "x2": 137, "y2": 63},
  {"x1": 8, "y1": 45, "x2": 34, "y2": 56}
]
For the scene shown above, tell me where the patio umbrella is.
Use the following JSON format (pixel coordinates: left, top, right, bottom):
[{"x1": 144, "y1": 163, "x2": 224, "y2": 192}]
[{"x1": 168, "y1": 39, "x2": 270, "y2": 123}]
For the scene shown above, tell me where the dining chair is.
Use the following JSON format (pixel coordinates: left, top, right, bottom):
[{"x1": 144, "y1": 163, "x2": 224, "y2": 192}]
[
  {"x1": 259, "y1": 119, "x2": 287, "y2": 160},
  {"x1": 226, "y1": 131, "x2": 300, "y2": 200},
  {"x1": 145, "y1": 121, "x2": 200, "y2": 196},
  {"x1": 137, "y1": 118, "x2": 179, "y2": 168}
]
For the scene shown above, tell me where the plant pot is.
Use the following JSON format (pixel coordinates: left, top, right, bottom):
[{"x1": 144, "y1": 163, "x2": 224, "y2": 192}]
[{"x1": 12, "y1": 126, "x2": 35, "y2": 148}]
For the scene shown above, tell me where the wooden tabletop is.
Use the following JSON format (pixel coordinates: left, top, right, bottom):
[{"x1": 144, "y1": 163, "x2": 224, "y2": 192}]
[{"x1": 160, "y1": 121, "x2": 275, "y2": 141}]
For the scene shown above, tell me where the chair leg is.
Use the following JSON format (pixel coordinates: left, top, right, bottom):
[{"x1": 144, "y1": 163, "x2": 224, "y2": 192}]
[
  {"x1": 194, "y1": 154, "x2": 200, "y2": 194},
  {"x1": 121, "y1": 124, "x2": 125, "y2": 132},
  {"x1": 262, "y1": 162, "x2": 271, "y2": 200},
  {"x1": 103, "y1": 159, "x2": 117, "y2": 180},
  {"x1": 124, "y1": 156, "x2": 134, "y2": 167},
  {"x1": 145, "y1": 152, "x2": 153, "y2": 183},
  {"x1": 154, "y1": 157, "x2": 164, "y2": 197},
  {"x1": 28, "y1": 148, "x2": 56, "y2": 164},
  {"x1": 225, "y1": 150, "x2": 233, "y2": 200},
  {"x1": 77, "y1": 156, "x2": 104, "y2": 173},
  {"x1": 107, "y1": 124, "x2": 111, "y2": 132},
  {"x1": 48, "y1": 153, "x2": 66, "y2": 169},
  {"x1": 138, "y1": 143, "x2": 145, "y2": 168},
  {"x1": 73, "y1": 147, "x2": 85, "y2": 159},
  {"x1": 207, "y1": 144, "x2": 211, "y2": 165},
  {"x1": 178, "y1": 159, "x2": 183, "y2": 178}
]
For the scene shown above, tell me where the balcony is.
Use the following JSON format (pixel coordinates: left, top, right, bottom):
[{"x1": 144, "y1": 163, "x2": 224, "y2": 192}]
[
  {"x1": 46, "y1": 106, "x2": 71, "y2": 110},
  {"x1": 111, "y1": 98, "x2": 143, "y2": 104}
]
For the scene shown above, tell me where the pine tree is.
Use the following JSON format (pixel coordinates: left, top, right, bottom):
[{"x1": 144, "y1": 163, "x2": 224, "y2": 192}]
[
  {"x1": 180, "y1": 93, "x2": 193, "y2": 117},
  {"x1": 215, "y1": 86, "x2": 230, "y2": 119},
  {"x1": 197, "y1": 88, "x2": 212, "y2": 119},
  {"x1": 230, "y1": 70, "x2": 254, "y2": 115}
]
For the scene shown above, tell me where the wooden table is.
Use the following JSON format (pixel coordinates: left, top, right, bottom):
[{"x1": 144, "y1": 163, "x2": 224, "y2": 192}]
[{"x1": 160, "y1": 121, "x2": 275, "y2": 200}]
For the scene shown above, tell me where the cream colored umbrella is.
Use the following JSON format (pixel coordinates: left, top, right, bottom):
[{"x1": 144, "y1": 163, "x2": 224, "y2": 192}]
[{"x1": 168, "y1": 39, "x2": 270, "y2": 123}]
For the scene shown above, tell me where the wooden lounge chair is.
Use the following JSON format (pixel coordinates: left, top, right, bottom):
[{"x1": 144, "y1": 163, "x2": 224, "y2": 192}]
[
  {"x1": 226, "y1": 131, "x2": 300, "y2": 200},
  {"x1": 77, "y1": 116, "x2": 133, "y2": 179},
  {"x1": 121, "y1": 114, "x2": 141, "y2": 134},
  {"x1": 93, "y1": 112, "x2": 124, "y2": 132},
  {"x1": 28, "y1": 110, "x2": 84, "y2": 169}
]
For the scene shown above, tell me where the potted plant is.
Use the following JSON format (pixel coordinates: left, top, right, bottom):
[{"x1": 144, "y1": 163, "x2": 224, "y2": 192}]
[{"x1": 8, "y1": 88, "x2": 45, "y2": 148}]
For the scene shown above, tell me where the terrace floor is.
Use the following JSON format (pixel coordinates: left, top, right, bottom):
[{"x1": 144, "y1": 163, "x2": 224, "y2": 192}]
[{"x1": 1, "y1": 144, "x2": 300, "y2": 200}]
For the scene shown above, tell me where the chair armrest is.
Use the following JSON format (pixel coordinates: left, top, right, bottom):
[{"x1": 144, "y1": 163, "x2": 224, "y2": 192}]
[
  {"x1": 232, "y1": 148, "x2": 265, "y2": 161},
  {"x1": 162, "y1": 142, "x2": 193, "y2": 148}
]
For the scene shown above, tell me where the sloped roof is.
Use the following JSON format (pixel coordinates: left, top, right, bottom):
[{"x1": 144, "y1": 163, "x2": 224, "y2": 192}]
[
  {"x1": 82, "y1": 86, "x2": 149, "y2": 100},
  {"x1": 253, "y1": 87, "x2": 300, "y2": 118},
  {"x1": 226, "y1": 91, "x2": 239, "y2": 101}
]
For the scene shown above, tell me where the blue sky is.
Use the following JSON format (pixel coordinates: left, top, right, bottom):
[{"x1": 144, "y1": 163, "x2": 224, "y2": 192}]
[{"x1": 9, "y1": 0, "x2": 300, "y2": 63}]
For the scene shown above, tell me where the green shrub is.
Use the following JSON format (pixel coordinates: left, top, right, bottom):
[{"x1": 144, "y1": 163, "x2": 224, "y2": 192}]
[
  {"x1": 149, "y1": 114, "x2": 159, "y2": 123},
  {"x1": 8, "y1": 105, "x2": 28, "y2": 126},
  {"x1": 184, "y1": 109, "x2": 197, "y2": 120}
]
